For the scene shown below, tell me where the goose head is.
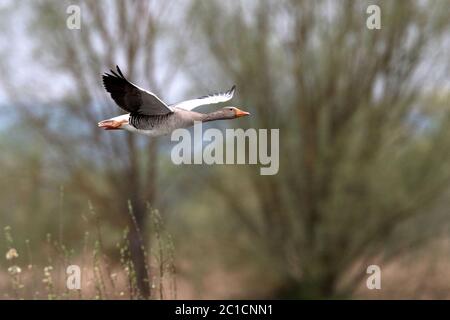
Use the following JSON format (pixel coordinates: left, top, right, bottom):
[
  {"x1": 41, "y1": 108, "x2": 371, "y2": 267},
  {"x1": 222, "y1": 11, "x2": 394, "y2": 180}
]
[
  {"x1": 201, "y1": 107, "x2": 250, "y2": 123},
  {"x1": 220, "y1": 107, "x2": 251, "y2": 119}
]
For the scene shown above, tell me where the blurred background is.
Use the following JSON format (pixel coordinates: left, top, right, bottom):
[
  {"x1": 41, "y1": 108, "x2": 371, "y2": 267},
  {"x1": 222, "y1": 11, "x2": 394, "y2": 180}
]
[{"x1": 0, "y1": 0, "x2": 450, "y2": 299}]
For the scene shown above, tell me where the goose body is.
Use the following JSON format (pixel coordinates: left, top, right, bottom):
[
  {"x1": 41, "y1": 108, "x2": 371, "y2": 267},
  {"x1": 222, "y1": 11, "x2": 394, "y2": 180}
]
[{"x1": 99, "y1": 66, "x2": 249, "y2": 136}]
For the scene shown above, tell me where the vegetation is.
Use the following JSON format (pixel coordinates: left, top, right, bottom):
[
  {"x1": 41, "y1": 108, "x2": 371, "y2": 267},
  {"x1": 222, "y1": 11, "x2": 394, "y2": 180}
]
[
  {"x1": 1, "y1": 0, "x2": 450, "y2": 299},
  {"x1": 2, "y1": 204, "x2": 175, "y2": 299}
]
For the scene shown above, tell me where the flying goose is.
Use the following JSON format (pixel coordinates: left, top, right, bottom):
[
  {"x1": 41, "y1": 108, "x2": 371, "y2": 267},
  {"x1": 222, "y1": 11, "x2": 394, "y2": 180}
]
[{"x1": 98, "y1": 66, "x2": 250, "y2": 136}]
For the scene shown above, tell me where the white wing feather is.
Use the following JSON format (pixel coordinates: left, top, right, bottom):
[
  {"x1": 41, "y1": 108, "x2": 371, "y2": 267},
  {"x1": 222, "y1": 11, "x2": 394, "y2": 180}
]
[{"x1": 172, "y1": 85, "x2": 236, "y2": 111}]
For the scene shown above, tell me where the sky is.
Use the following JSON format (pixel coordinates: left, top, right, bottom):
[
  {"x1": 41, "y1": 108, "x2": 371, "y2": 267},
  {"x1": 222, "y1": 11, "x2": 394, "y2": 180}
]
[
  {"x1": 1, "y1": 1, "x2": 449, "y2": 123},
  {"x1": 0, "y1": 1, "x2": 193, "y2": 113}
]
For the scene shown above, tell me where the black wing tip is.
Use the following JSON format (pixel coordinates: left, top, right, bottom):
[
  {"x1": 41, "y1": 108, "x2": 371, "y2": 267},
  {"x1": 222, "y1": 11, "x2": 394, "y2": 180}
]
[
  {"x1": 102, "y1": 73, "x2": 112, "y2": 86},
  {"x1": 229, "y1": 85, "x2": 236, "y2": 95},
  {"x1": 102, "y1": 65, "x2": 133, "y2": 91},
  {"x1": 101, "y1": 65, "x2": 126, "y2": 80},
  {"x1": 102, "y1": 71, "x2": 118, "y2": 82},
  {"x1": 101, "y1": 68, "x2": 125, "y2": 93},
  {"x1": 116, "y1": 65, "x2": 125, "y2": 78}
]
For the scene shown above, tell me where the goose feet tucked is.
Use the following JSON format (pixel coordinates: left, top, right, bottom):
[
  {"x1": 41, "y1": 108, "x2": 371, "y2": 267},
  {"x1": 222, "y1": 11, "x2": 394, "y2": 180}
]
[
  {"x1": 98, "y1": 119, "x2": 125, "y2": 130},
  {"x1": 100, "y1": 65, "x2": 250, "y2": 137}
]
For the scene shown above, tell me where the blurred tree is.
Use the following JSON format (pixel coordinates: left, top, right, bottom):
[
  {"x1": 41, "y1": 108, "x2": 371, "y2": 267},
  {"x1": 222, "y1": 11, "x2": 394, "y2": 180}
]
[
  {"x1": 187, "y1": 0, "x2": 450, "y2": 298},
  {"x1": 1, "y1": 0, "x2": 450, "y2": 299},
  {"x1": 1, "y1": 0, "x2": 185, "y2": 298}
]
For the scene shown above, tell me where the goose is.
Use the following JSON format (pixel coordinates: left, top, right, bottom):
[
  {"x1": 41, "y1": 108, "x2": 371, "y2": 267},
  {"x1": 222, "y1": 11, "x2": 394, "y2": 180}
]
[{"x1": 98, "y1": 66, "x2": 250, "y2": 136}]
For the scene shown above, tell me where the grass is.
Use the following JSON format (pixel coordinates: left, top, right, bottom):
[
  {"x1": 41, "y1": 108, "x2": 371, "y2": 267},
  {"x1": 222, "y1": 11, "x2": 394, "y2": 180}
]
[{"x1": 1, "y1": 203, "x2": 176, "y2": 300}]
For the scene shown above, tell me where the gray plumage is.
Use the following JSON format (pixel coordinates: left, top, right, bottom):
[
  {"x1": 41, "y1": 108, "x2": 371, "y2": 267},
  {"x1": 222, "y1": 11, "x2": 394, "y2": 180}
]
[
  {"x1": 128, "y1": 108, "x2": 202, "y2": 135},
  {"x1": 99, "y1": 65, "x2": 249, "y2": 136}
]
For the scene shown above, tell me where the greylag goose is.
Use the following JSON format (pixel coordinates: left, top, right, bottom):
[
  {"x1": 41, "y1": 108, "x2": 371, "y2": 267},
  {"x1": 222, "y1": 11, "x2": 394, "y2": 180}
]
[{"x1": 99, "y1": 66, "x2": 250, "y2": 136}]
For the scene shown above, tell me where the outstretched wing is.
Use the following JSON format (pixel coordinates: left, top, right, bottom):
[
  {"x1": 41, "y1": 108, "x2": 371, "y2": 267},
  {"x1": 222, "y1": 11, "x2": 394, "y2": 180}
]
[
  {"x1": 172, "y1": 85, "x2": 236, "y2": 111},
  {"x1": 102, "y1": 66, "x2": 172, "y2": 116}
]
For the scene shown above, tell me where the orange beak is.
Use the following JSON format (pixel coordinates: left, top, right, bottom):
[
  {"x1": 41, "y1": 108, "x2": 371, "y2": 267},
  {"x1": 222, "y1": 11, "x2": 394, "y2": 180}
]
[{"x1": 234, "y1": 108, "x2": 251, "y2": 118}]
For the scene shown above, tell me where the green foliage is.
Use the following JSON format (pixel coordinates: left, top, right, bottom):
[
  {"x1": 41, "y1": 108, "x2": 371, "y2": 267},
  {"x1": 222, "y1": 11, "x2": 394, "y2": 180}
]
[{"x1": 1, "y1": 0, "x2": 450, "y2": 299}]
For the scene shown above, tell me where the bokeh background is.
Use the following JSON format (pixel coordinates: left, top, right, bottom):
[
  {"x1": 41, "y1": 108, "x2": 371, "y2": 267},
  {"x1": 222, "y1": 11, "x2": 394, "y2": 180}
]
[{"x1": 0, "y1": 0, "x2": 450, "y2": 299}]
